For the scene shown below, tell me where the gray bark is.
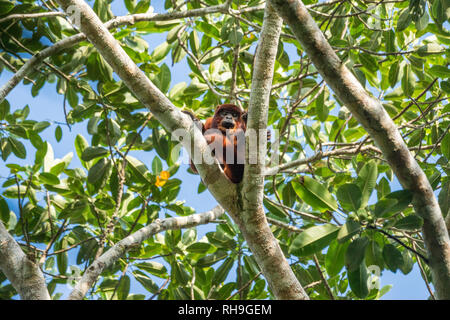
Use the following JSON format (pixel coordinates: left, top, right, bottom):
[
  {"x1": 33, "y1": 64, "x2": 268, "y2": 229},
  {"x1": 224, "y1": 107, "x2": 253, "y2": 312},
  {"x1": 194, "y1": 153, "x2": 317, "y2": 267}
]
[
  {"x1": 241, "y1": 4, "x2": 308, "y2": 300},
  {"x1": 0, "y1": 222, "x2": 50, "y2": 300}
]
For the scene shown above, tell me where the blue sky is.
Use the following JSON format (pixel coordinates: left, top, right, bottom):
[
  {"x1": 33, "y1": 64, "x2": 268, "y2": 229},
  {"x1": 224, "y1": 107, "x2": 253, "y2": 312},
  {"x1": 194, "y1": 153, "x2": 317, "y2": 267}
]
[{"x1": 0, "y1": 0, "x2": 433, "y2": 300}]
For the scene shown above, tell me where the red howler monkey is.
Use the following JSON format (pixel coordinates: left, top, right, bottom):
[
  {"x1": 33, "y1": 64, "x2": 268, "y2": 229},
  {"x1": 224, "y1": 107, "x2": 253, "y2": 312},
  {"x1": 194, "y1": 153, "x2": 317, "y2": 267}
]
[{"x1": 183, "y1": 104, "x2": 247, "y2": 183}]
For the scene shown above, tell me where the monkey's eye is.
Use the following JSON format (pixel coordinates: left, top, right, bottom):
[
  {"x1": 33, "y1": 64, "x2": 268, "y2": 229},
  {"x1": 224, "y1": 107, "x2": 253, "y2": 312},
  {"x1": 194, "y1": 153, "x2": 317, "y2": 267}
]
[{"x1": 232, "y1": 112, "x2": 238, "y2": 118}]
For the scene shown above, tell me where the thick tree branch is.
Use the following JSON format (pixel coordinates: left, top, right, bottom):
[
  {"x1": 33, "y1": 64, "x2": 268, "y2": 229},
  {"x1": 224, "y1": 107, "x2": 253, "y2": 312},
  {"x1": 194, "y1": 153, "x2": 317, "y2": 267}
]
[
  {"x1": 240, "y1": 3, "x2": 308, "y2": 300},
  {"x1": 269, "y1": 0, "x2": 450, "y2": 299},
  {"x1": 0, "y1": 221, "x2": 50, "y2": 300},
  {"x1": 68, "y1": 206, "x2": 225, "y2": 300}
]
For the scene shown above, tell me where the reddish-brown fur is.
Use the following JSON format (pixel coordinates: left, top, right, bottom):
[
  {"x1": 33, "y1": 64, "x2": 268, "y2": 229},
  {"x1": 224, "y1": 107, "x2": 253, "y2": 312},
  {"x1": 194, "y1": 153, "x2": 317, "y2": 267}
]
[{"x1": 186, "y1": 104, "x2": 247, "y2": 183}]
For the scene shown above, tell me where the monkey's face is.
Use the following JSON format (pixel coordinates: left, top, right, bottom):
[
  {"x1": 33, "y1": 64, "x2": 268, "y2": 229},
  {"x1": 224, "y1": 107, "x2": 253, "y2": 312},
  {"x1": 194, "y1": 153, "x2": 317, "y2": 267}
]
[{"x1": 217, "y1": 109, "x2": 240, "y2": 131}]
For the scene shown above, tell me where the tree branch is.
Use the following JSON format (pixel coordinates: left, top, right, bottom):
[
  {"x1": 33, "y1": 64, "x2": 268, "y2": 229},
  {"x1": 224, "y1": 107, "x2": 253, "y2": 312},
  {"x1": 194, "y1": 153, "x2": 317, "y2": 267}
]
[
  {"x1": 240, "y1": 3, "x2": 309, "y2": 300},
  {"x1": 68, "y1": 206, "x2": 225, "y2": 300},
  {"x1": 0, "y1": 11, "x2": 66, "y2": 24},
  {"x1": 0, "y1": 221, "x2": 50, "y2": 300}
]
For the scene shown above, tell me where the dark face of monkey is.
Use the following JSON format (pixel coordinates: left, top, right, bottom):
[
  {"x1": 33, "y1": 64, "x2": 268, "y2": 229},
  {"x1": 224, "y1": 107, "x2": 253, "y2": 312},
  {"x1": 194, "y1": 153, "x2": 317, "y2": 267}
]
[{"x1": 212, "y1": 104, "x2": 245, "y2": 133}]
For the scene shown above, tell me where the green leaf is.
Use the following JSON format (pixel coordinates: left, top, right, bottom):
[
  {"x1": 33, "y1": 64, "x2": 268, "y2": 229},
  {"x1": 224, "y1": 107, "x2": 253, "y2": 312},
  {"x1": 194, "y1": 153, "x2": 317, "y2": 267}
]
[
  {"x1": 157, "y1": 63, "x2": 171, "y2": 93},
  {"x1": 33, "y1": 121, "x2": 51, "y2": 133},
  {"x1": 0, "y1": 99, "x2": 10, "y2": 120},
  {"x1": 292, "y1": 177, "x2": 338, "y2": 212},
  {"x1": 74, "y1": 134, "x2": 89, "y2": 168},
  {"x1": 0, "y1": 138, "x2": 12, "y2": 161},
  {"x1": 325, "y1": 240, "x2": 349, "y2": 277},
  {"x1": 394, "y1": 215, "x2": 423, "y2": 230},
  {"x1": 383, "y1": 244, "x2": 404, "y2": 272},
  {"x1": 432, "y1": 0, "x2": 446, "y2": 25},
  {"x1": 87, "y1": 116, "x2": 99, "y2": 135},
  {"x1": 212, "y1": 257, "x2": 234, "y2": 285},
  {"x1": 134, "y1": 0, "x2": 149, "y2": 13},
  {"x1": 438, "y1": 181, "x2": 450, "y2": 218},
  {"x1": 168, "y1": 82, "x2": 187, "y2": 100},
  {"x1": 166, "y1": 25, "x2": 182, "y2": 44},
  {"x1": 374, "y1": 199, "x2": 399, "y2": 218},
  {"x1": 347, "y1": 263, "x2": 369, "y2": 299},
  {"x1": 55, "y1": 125, "x2": 62, "y2": 142},
  {"x1": 417, "y1": 43, "x2": 445, "y2": 56},
  {"x1": 133, "y1": 271, "x2": 159, "y2": 293},
  {"x1": 150, "y1": 42, "x2": 170, "y2": 62},
  {"x1": 189, "y1": 30, "x2": 200, "y2": 56},
  {"x1": 396, "y1": 8, "x2": 412, "y2": 31},
  {"x1": 400, "y1": 250, "x2": 414, "y2": 275},
  {"x1": 388, "y1": 60, "x2": 401, "y2": 88},
  {"x1": 315, "y1": 91, "x2": 328, "y2": 122},
  {"x1": 200, "y1": 47, "x2": 223, "y2": 64},
  {"x1": 356, "y1": 160, "x2": 378, "y2": 208},
  {"x1": 196, "y1": 250, "x2": 228, "y2": 268},
  {"x1": 374, "y1": 190, "x2": 413, "y2": 218},
  {"x1": 337, "y1": 219, "x2": 361, "y2": 243},
  {"x1": 441, "y1": 80, "x2": 450, "y2": 93},
  {"x1": 263, "y1": 198, "x2": 287, "y2": 218},
  {"x1": 172, "y1": 260, "x2": 190, "y2": 285},
  {"x1": 0, "y1": 1, "x2": 14, "y2": 15},
  {"x1": 376, "y1": 177, "x2": 391, "y2": 199},
  {"x1": 126, "y1": 155, "x2": 152, "y2": 184},
  {"x1": 87, "y1": 158, "x2": 111, "y2": 185},
  {"x1": 365, "y1": 240, "x2": 384, "y2": 269},
  {"x1": 181, "y1": 228, "x2": 196, "y2": 245},
  {"x1": 345, "y1": 236, "x2": 369, "y2": 272},
  {"x1": 59, "y1": 199, "x2": 88, "y2": 221},
  {"x1": 384, "y1": 29, "x2": 396, "y2": 53},
  {"x1": 81, "y1": 147, "x2": 108, "y2": 161},
  {"x1": 415, "y1": 10, "x2": 429, "y2": 31},
  {"x1": 401, "y1": 64, "x2": 415, "y2": 97},
  {"x1": 117, "y1": 275, "x2": 130, "y2": 300},
  {"x1": 289, "y1": 224, "x2": 339, "y2": 256},
  {"x1": 359, "y1": 53, "x2": 378, "y2": 73},
  {"x1": 228, "y1": 27, "x2": 243, "y2": 46},
  {"x1": 0, "y1": 197, "x2": 10, "y2": 224},
  {"x1": 152, "y1": 156, "x2": 163, "y2": 175},
  {"x1": 135, "y1": 262, "x2": 167, "y2": 278},
  {"x1": 8, "y1": 137, "x2": 26, "y2": 159},
  {"x1": 429, "y1": 65, "x2": 450, "y2": 78},
  {"x1": 337, "y1": 183, "x2": 362, "y2": 212},
  {"x1": 57, "y1": 251, "x2": 68, "y2": 275},
  {"x1": 186, "y1": 242, "x2": 213, "y2": 254},
  {"x1": 39, "y1": 172, "x2": 60, "y2": 185}
]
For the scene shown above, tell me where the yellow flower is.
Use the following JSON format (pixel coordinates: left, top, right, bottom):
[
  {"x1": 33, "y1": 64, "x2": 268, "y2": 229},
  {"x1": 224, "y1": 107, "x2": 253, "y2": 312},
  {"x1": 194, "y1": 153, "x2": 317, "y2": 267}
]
[
  {"x1": 155, "y1": 171, "x2": 170, "y2": 187},
  {"x1": 159, "y1": 171, "x2": 170, "y2": 180}
]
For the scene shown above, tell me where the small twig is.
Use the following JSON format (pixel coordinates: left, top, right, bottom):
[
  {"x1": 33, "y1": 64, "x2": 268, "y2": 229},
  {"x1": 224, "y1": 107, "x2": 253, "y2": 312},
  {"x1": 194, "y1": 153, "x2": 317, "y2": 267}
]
[
  {"x1": 313, "y1": 254, "x2": 335, "y2": 300},
  {"x1": 412, "y1": 241, "x2": 435, "y2": 300},
  {"x1": 264, "y1": 195, "x2": 328, "y2": 223},
  {"x1": 110, "y1": 264, "x2": 129, "y2": 300},
  {"x1": 0, "y1": 11, "x2": 66, "y2": 24},
  {"x1": 367, "y1": 225, "x2": 429, "y2": 264},
  {"x1": 148, "y1": 277, "x2": 170, "y2": 300},
  {"x1": 226, "y1": 272, "x2": 262, "y2": 300},
  {"x1": 423, "y1": 125, "x2": 450, "y2": 163},
  {"x1": 393, "y1": 78, "x2": 438, "y2": 121}
]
